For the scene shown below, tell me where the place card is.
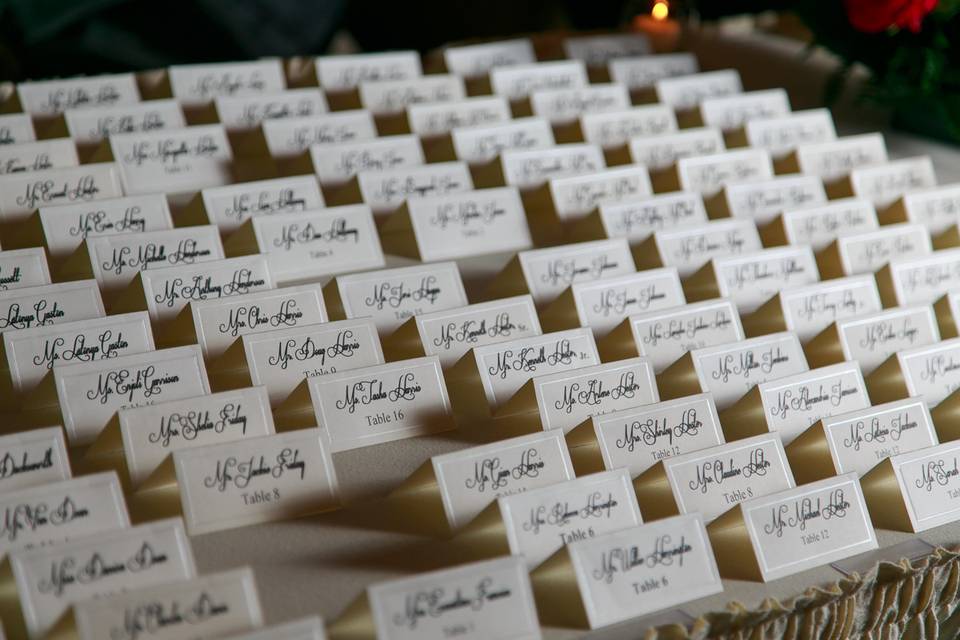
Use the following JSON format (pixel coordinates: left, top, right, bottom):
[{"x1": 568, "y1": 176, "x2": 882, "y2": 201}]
[
  {"x1": 608, "y1": 52, "x2": 699, "y2": 89},
  {"x1": 7, "y1": 518, "x2": 195, "y2": 639},
  {"x1": 658, "y1": 331, "x2": 808, "y2": 410},
  {"x1": 168, "y1": 60, "x2": 285, "y2": 105},
  {"x1": 695, "y1": 88, "x2": 791, "y2": 132},
  {"x1": 380, "y1": 186, "x2": 532, "y2": 262},
  {"x1": 537, "y1": 165, "x2": 653, "y2": 223},
  {"x1": 633, "y1": 218, "x2": 763, "y2": 279},
  {"x1": 325, "y1": 262, "x2": 467, "y2": 334},
  {"x1": 309, "y1": 133, "x2": 425, "y2": 188},
  {"x1": 832, "y1": 156, "x2": 936, "y2": 208},
  {"x1": 706, "y1": 174, "x2": 826, "y2": 226},
  {"x1": 214, "y1": 88, "x2": 328, "y2": 131},
  {"x1": 226, "y1": 617, "x2": 326, "y2": 640},
  {"x1": 0, "y1": 427, "x2": 71, "y2": 492},
  {"x1": 937, "y1": 290, "x2": 960, "y2": 338},
  {"x1": 0, "y1": 280, "x2": 103, "y2": 333},
  {"x1": 117, "y1": 386, "x2": 276, "y2": 487},
  {"x1": 16, "y1": 73, "x2": 140, "y2": 115},
  {"x1": 861, "y1": 440, "x2": 960, "y2": 532},
  {"x1": 779, "y1": 133, "x2": 888, "y2": 182},
  {"x1": 721, "y1": 361, "x2": 870, "y2": 444},
  {"x1": 732, "y1": 108, "x2": 836, "y2": 159},
  {"x1": 572, "y1": 393, "x2": 724, "y2": 478},
  {"x1": 477, "y1": 143, "x2": 605, "y2": 191},
  {"x1": 685, "y1": 245, "x2": 819, "y2": 314},
  {"x1": 627, "y1": 127, "x2": 725, "y2": 172},
  {"x1": 359, "y1": 75, "x2": 465, "y2": 116},
  {"x1": 107, "y1": 124, "x2": 233, "y2": 195},
  {"x1": 0, "y1": 248, "x2": 50, "y2": 295},
  {"x1": 786, "y1": 398, "x2": 937, "y2": 483},
  {"x1": 578, "y1": 104, "x2": 677, "y2": 150},
  {"x1": 63, "y1": 100, "x2": 186, "y2": 145},
  {"x1": 529, "y1": 84, "x2": 630, "y2": 125},
  {"x1": 0, "y1": 163, "x2": 123, "y2": 225},
  {"x1": 635, "y1": 433, "x2": 794, "y2": 522},
  {"x1": 67, "y1": 568, "x2": 263, "y2": 640},
  {"x1": 760, "y1": 197, "x2": 877, "y2": 251},
  {"x1": 447, "y1": 117, "x2": 554, "y2": 165},
  {"x1": 599, "y1": 298, "x2": 743, "y2": 371},
  {"x1": 0, "y1": 139, "x2": 78, "y2": 176},
  {"x1": 315, "y1": 51, "x2": 422, "y2": 92},
  {"x1": 407, "y1": 96, "x2": 511, "y2": 137},
  {"x1": 487, "y1": 238, "x2": 635, "y2": 306},
  {"x1": 490, "y1": 60, "x2": 588, "y2": 101},
  {"x1": 706, "y1": 473, "x2": 877, "y2": 581},
  {"x1": 563, "y1": 33, "x2": 651, "y2": 66},
  {"x1": 532, "y1": 514, "x2": 721, "y2": 630},
  {"x1": 654, "y1": 69, "x2": 743, "y2": 111},
  {"x1": 54, "y1": 345, "x2": 210, "y2": 447},
  {"x1": 388, "y1": 295, "x2": 541, "y2": 367},
  {"x1": 875, "y1": 247, "x2": 960, "y2": 308},
  {"x1": 875, "y1": 338, "x2": 960, "y2": 413},
  {"x1": 742, "y1": 275, "x2": 882, "y2": 341},
  {"x1": 351, "y1": 161, "x2": 473, "y2": 216},
  {"x1": 817, "y1": 222, "x2": 931, "y2": 279},
  {"x1": 882, "y1": 182, "x2": 960, "y2": 234},
  {"x1": 656, "y1": 148, "x2": 774, "y2": 198},
  {"x1": 0, "y1": 113, "x2": 36, "y2": 146},
  {"x1": 189, "y1": 175, "x2": 324, "y2": 234},
  {"x1": 0, "y1": 472, "x2": 129, "y2": 556},
  {"x1": 261, "y1": 111, "x2": 377, "y2": 158},
  {"x1": 806, "y1": 305, "x2": 939, "y2": 374},
  {"x1": 583, "y1": 190, "x2": 707, "y2": 244},
  {"x1": 540, "y1": 268, "x2": 685, "y2": 336},
  {"x1": 442, "y1": 39, "x2": 536, "y2": 78}
]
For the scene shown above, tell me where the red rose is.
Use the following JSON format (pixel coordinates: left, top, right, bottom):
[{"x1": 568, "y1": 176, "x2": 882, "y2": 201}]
[{"x1": 844, "y1": 0, "x2": 938, "y2": 32}]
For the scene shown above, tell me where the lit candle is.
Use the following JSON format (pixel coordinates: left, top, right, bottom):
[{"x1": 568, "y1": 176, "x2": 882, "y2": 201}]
[{"x1": 634, "y1": 1, "x2": 681, "y2": 52}]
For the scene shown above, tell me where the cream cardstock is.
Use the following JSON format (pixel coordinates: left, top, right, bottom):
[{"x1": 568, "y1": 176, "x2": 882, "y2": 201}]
[
  {"x1": 357, "y1": 161, "x2": 473, "y2": 215},
  {"x1": 308, "y1": 134, "x2": 424, "y2": 186},
  {"x1": 594, "y1": 393, "x2": 725, "y2": 477},
  {"x1": 250, "y1": 205, "x2": 384, "y2": 283},
  {"x1": 499, "y1": 144, "x2": 605, "y2": 190},
  {"x1": 169, "y1": 60, "x2": 285, "y2": 105},
  {"x1": 262, "y1": 111, "x2": 377, "y2": 158},
  {"x1": 415, "y1": 295, "x2": 542, "y2": 368},
  {"x1": 367, "y1": 556, "x2": 540, "y2": 640},
  {"x1": 64, "y1": 100, "x2": 186, "y2": 144},
  {"x1": 490, "y1": 60, "x2": 588, "y2": 100},
  {"x1": 0, "y1": 113, "x2": 36, "y2": 145},
  {"x1": 720, "y1": 174, "x2": 826, "y2": 226},
  {"x1": 579, "y1": 105, "x2": 678, "y2": 149},
  {"x1": 821, "y1": 398, "x2": 937, "y2": 477},
  {"x1": 315, "y1": 51, "x2": 422, "y2": 91},
  {"x1": 744, "y1": 108, "x2": 836, "y2": 159},
  {"x1": 849, "y1": 156, "x2": 936, "y2": 208},
  {"x1": 676, "y1": 148, "x2": 774, "y2": 198},
  {"x1": 432, "y1": 430, "x2": 575, "y2": 530},
  {"x1": 243, "y1": 317, "x2": 384, "y2": 405},
  {"x1": 887, "y1": 248, "x2": 960, "y2": 307},
  {"x1": 896, "y1": 338, "x2": 960, "y2": 406},
  {"x1": 548, "y1": 165, "x2": 653, "y2": 221},
  {"x1": 608, "y1": 52, "x2": 699, "y2": 89},
  {"x1": 0, "y1": 139, "x2": 78, "y2": 176},
  {"x1": 571, "y1": 268, "x2": 685, "y2": 336},
  {"x1": 652, "y1": 218, "x2": 762, "y2": 278},
  {"x1": 654, "y1": 70, "x2": 743, "y2": 111},
  {"x1": 120, "y1": 386, "x2": 276, "y2": 486},
  {"x1": 563, "y1": 33, "x2": 651, "y2": 65},
  {"x1": 336, "y1": 262, "x2": 467, "y2": 333},
  {"x1": 518, "y1": 238, "x2": 636, "y2": 305},
  {"x1": 214, "y1": 88, "x2": 328, "y2": 131},
  {"x1": 225, "y1": 617, "x2": 327, "y2": 640},
  {"x1": 55, "y1": 345, "x2": 211, "y2": 447},
  {"x1": 174, "y1": 428, "x2": 339, "y2": 534},
  {"x1": 628, "y1": 127, "x2": 725, "y2": 172},
  {"x1": 887, "y1": 441, "x2": 960, "y2": 531},
  {"x1": 200, "y1": 175, "x2": 324, "y2": 234},
  {"x1": 0, "y1": 280, "x2": 104, "y2": 333},
  {"x1": 778, "y1": 275, "x2": 882, "y2": 342},
  {"x1": 792, "y1": 133, "x2": 888, "y2": 182},
  {"x1": 836, "y1": 222, "x2": 931, "y2": 276},
  {"x1": 10, "y1": 518, "x2": 196, "y2": 639},
  {"x1": 16, "y1": 73, "x2": 140, "y2": 115},
  {"x1": 0, "y1": 427, "x2": 71, "y2": 492},
  {"x1": 714, "y1": 246, "x2": 819, "y2": 314},
  {"x1": 598, "y1": 191, "x2": 708, "y2": 243},
  {"x1": 900, "y1": 183, "x2": 960, "y2": 233},
  {"x1": 780, "y1": 197, "x2": 877, "y2": 251},
  {"x1": 498, "y1": 468, "x2": 643, "y2": 568},
  {"x1": 407, "y1": 96, "x2": 511, "y2": 136},
  {"x1": 450, "y1": 117, "x2": 554, "y2": 165},
  {"x1": 629, "y1": 298, "x2": 743, "y2": 373},
  {"x1": 0, "y1": 163, "x2": 123, "y2": 222},
  {"x1": 699, "y1": 88, "x2": 791, "y2": 132},
  {"x1": 359, "y1": 74, "x2": 466, "y2": 115},
  {"x1": 443, "y1": 39, "x2": 536, "y2": 78},
  {"x1": 530, "y1": 84, "x2": 630, "y2": 125},
  {"x1": 837, "y1": 305, "x2": 939, "y2": 375}
]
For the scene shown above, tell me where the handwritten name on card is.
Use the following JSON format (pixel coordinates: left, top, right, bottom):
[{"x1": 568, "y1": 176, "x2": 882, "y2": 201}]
[
  {"x1": 451, "y1": 117, "x2": 554, "y2": 165},
  {"x1": 530, "y1": 84, "x2": 630, "y2": 125},
  {"x1": 779, "y1": 275, "x2": 882, "y2": 342},
  {"x1": 700, "y1": 88, "x2": 791, "y2": 131},
  {"x1": 262, "y1": 111, "x2": 377, "y2": 158},
  {"x1": 0, "y1": 163, "x2": 123, "y2": 222},
  {"x1": 896, "y1": 338, "x2": 960, "y2": 406},
  {"x1": 214, "y1": 89, "x2": 328, "y2": 131},
  {"x1": 629, "y1": 299, "x2": 743, "y2": 373},
  {"x1": 169, "y1": 60, "x2": 285, "y2": 105},
  {"x1": 885, "y1": 441, "x2": 960, "y2": 531},
  {"x1": 443, "y1": 39, "x2": 536, "y2": 78},
  {"x1": 200, "y1": 175, "x2": 324, "y2": 234},
  {"x1": 358, "y1": 161, "x2": 473, "y2": 215},
  {"x1": 608, "y1": 52, "x2": 699, "y2": 89},
  {"x1": 722, "y1": 174, "x2": 826, "y2": 226},
  {"x1": 490, "y1": 60, "x2": 588, "y2": 100},
  {"x1": 563, "y1": 33, "x2": 651, "y2": 66},
  {"x1": 744, "y1": 108, "x2": 836, "y2": 159},
  {"x1": 17, "y1": 73, "x2": 140, "y2": 115},
  {"x1": 64, "y1": 100, "x2": 186, "y2": 145},
  {"x1": 408, "y1": 96, "x2": 511, "y2": 136},
  {"x1": 0, "y1": 139, "x2": 78, "y2": 176},
  {"x1": 432, "y1": 430, "x2": 574, "y2": 530},
  {"x1": 0, "y1": 113, "x2": 36, "y2": 146},
  {"x1": 309, "y1": 134, "x2": 424, "y2": 186},
  {"x1": 849, "y1": 156, "x2": 936, "y2": 208},
  {"x1": 887, "y1": 248, "x2": 960, "y2": 307},
  {"x1": 715, "y1": 246, "x2": 819, "y2": 314},
  {"x1": 121, "y1": 386, "x2": 276, "y2": 486},
  {"x1": 580, "y1": 105, "x2": 678, "y2": 149},
  {"x1": 837, "y1": 222, "x2": 931, "y2": 276},
  {"x1": 316, "y1": 51, "x2": 422, "y2": 91},
  {"x1": 654, "y1": 70, "x2": 743, "y2": 111},
  {"x1": 548, "y1": 165, "x2": 653, "y2": 221},
  {"x1": 780, "y1": 197, "x2": 877, "y2": 251},
  {"x1": 599, "y1": 191, "x2": 708, "y2": 243},
  {"x1": 359, "y1": 75, "x2": 466, "y2": 115},
  {"x1": 0, "y1": 247, "x2": 53, "y2": 292},
  {"x1": 794, "y1": 133, "x2": 888, "y2": 182},
  {"x1": 900, "y1": 183, "x2": 960, "y2": 233},
  {"x1": 501, "y1": 144, "x2": 605, "y2": 190},
  {"x1": 653, "y1": 218, "x2": 762, "y2": 278},
  {"x1": 518, "y1": 239, "x2": 636, "y2": 305},
  {"x1": 0, "y1": 427, "x2": 70, "y2": 492},
  {"x1": 628, "y1": 127, "x2": 725, "y2": 172},
  {"x1": 677, "y1": 148, "x2": 774, "y2": 198},
  {"x1": 571, "y1": 269, "x2": 685, "y2": 336},
  {"x1": 837, "y1": 306, "x2": 939, "y2": 375},
  {"x1": 0, "y1": 280, "x2": 103, "y2": 333}
]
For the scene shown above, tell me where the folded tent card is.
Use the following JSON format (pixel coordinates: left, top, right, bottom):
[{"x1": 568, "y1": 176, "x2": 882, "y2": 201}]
[
  {"x1": 0, "y1": 279, "x2": 103, "y2": 336},
  {"x1": 0, "y1": 426, "x2": 71, "y2": 492}
]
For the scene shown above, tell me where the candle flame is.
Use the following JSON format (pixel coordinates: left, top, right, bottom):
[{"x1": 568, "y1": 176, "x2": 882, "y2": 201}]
[{"x1": 652, "y1": 1, "x2": 669, "y2": 21}]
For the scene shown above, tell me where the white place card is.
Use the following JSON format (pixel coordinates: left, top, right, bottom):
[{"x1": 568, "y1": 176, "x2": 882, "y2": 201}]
[
  {"x1": 39, "y1": 193, "x2": 173, "y2": 259},
  {"x1": 443, "y1": 38, "x2": 536, "y2": 78},
  {"x1": 719, "y1": 174, "x2": 826, "y2": 226},
  {"x1": 676, "y1": 148, "x2": 774, "y2": 198},
  {"x1": 450, "y1": 117, "x2": 554, "y2": 165},
  {"x1": 225, "y1": 617, "x2": 326, "y2": 640},
  {"x1": 367, "y1": 556, "x2": 539, "y2": 640},
  {"x1": 110, "y1": 125, "x2": 233, "y2": 195},
  {"x1": 530, "y1": 84, "x2": 630, "y2": 125},
  {"x1": 566, "y1": 514, "x2": 721, "y2": 629},
  {"x1": 307, "y1": 356, "x2": 451, "y2": 451},
  {"x1": 16, "y1": 73, "x2": 140, "y2": 115},
  {"x1": 779, "y1": 197, "x2": 877, "y2": 250},
  {"x1": 0, "y1": 280, "x2": 103, "y2": 332},
  {"x1": 598, "y1": 191, "x2": 707, "y2": 242},
  {"x1": 563, "y1": 33, "x2": 651, "y2": 66},
  {"x1": 403, "y1": 186, "x2": 532, "y2": 261},
  {"x1": 835, "y1": 222, "x2": 931, "y2": 276},
  {"x1": 55, "y1": 345, "x2": 210, "y2": 446},
  {"x1": 548, "y1": 165, "x2": 653, "y2": 221},
  {"x1": 654, "y1": 69, "x2": 742, "y2": 111},
  {"x1": 308, "y1": 134, "x2": 424, "y2": 186},
  {"x1": 335, "y1": 262, "x2": 467, "y2": 333},
  {"x1": 0, "y1": 139, "x2": 78, "y2": 176},
  {"x1": 174, "y1": 428, "x2": 338, "y2": 534},
  {"x1": 359, "y1": 74, "x2": 466, "y2": 115},
  {"x1": 821, "y1": 398, "x2": 937, "y2": 477},
  {"x1": 262, "y1": 111, "x2": 377, "y2": 158},
  {"x1": 628, "y1": 298, "x2": 743, "y2": 373},
  {"x1": 775, "y1": 275, "x2": 882, "y2": 342},
  {"x1": 791, "y1": 133, "x2": 888, "y2": 182},
  {"x1": 242, "y1": 317, "x2": 384, "y2": 405},
  {"x1": 249, "y1": 204, "x2": 384, "y2": 283},
  {"x1": 168, "y1": 60, "x2": 286, "y2": 105},
  {"x1": 835, "y1": 305, "x2": 939, "y2": 375},
  {"x1": 215, "y1": 88, "x2": 328, "y2": 131},
  {"x1": 64, "y1": 100, "x2": 186, "y2": 144},
  {"x1": 0, "y1": 248, "x2": 50, "y2": 292},
  {"x1": 848, "y1": 156, "x2": 936, "y2": 208},
  {"x1": 885, "y1": 248, "x2": 960, "y2": 307},
  {"x1": 498, "y1": 468, "x2": 642, "y2": 567},
  {"x1": 490, "y1": 60, "x2": 588, "y2": 100},
  {"x1": 650, "y1": 218, "x2": 762, "y2": 278},
  {"x1": 415, "y1": 295, "x2": 542, "y2": 368},
  {"x1": 594, "y1": 393, "x2": 724, "y2": 477},
  {"x1": 628, "y1": 127, "x2": 725, "y2": 172},
  {"x1": 518, "y1": 238, "x2": 635, "y2": 305},
  {"x1": 894, "y1": 338, "x2": 960, "y2": 406},
  {"x1": 191, "y1": 283, "x2": 328, "y2": 360},
  {"x1": 743, "y1": 108, "x2": 836, "y2": 159},
  {"x1": 608, "y1": 52, "x2": 699, "y2": 89},
  {"x1": 713, "y1": 245, "x2": 819, "y2": 314},
  {"x1": 0, "y1": 162, "x2": 123, "y2": 222},
  {"x1": 200, "y1": 175, "x2": 324, "y2": 233},
  {"x1": 10, "y1": 518, "x2": 196, "y2": 638},
  {"x1": 579, "y1": 104, "x2": 678, "y2": 149},
  {"x1": 570, "y1": 268, "x2": 685, "y2": 336},
  {"x1": 897, "y1": 183, "x2": 960, "y2": 234},
  {"x1": 3, "y1": 311, "x2": 154, "y2": 395},
  {"x1": 0, "y1": 113, "x2": 36, "y2": 146},
  {"x1": 699, "y1": 88, "x2": 791, "y2": 132},
  {"x1": 0, "y1": 427, "x2": 71, "y2": 492},
  {"x1": 72, "y1": 568, "x2": 263, "y2": 640},
  {"x1": 534, "y1": 357, "x2": 659, "y2": 433},
  {"x1": 120, "y1": 386, "x2": 276, "y2": 486},
  {"x1": 432, "y1": 430, "x2": 574, "y2": 530},
  {"x1": 316, "y1": 51, "x2": 422, "y2": 91},
  {"x1": 408, "y1": 96, "x2": 511, "y2": 136},
  {"x1": 0, "y1": 472, "x2": 128, "y2": 556},
  {"x1": 882, "y1": 441, "x2": 960, "y2": 531},
  {"x1": 357, "y1": 161, "x2": 473, "y2": 214}
]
